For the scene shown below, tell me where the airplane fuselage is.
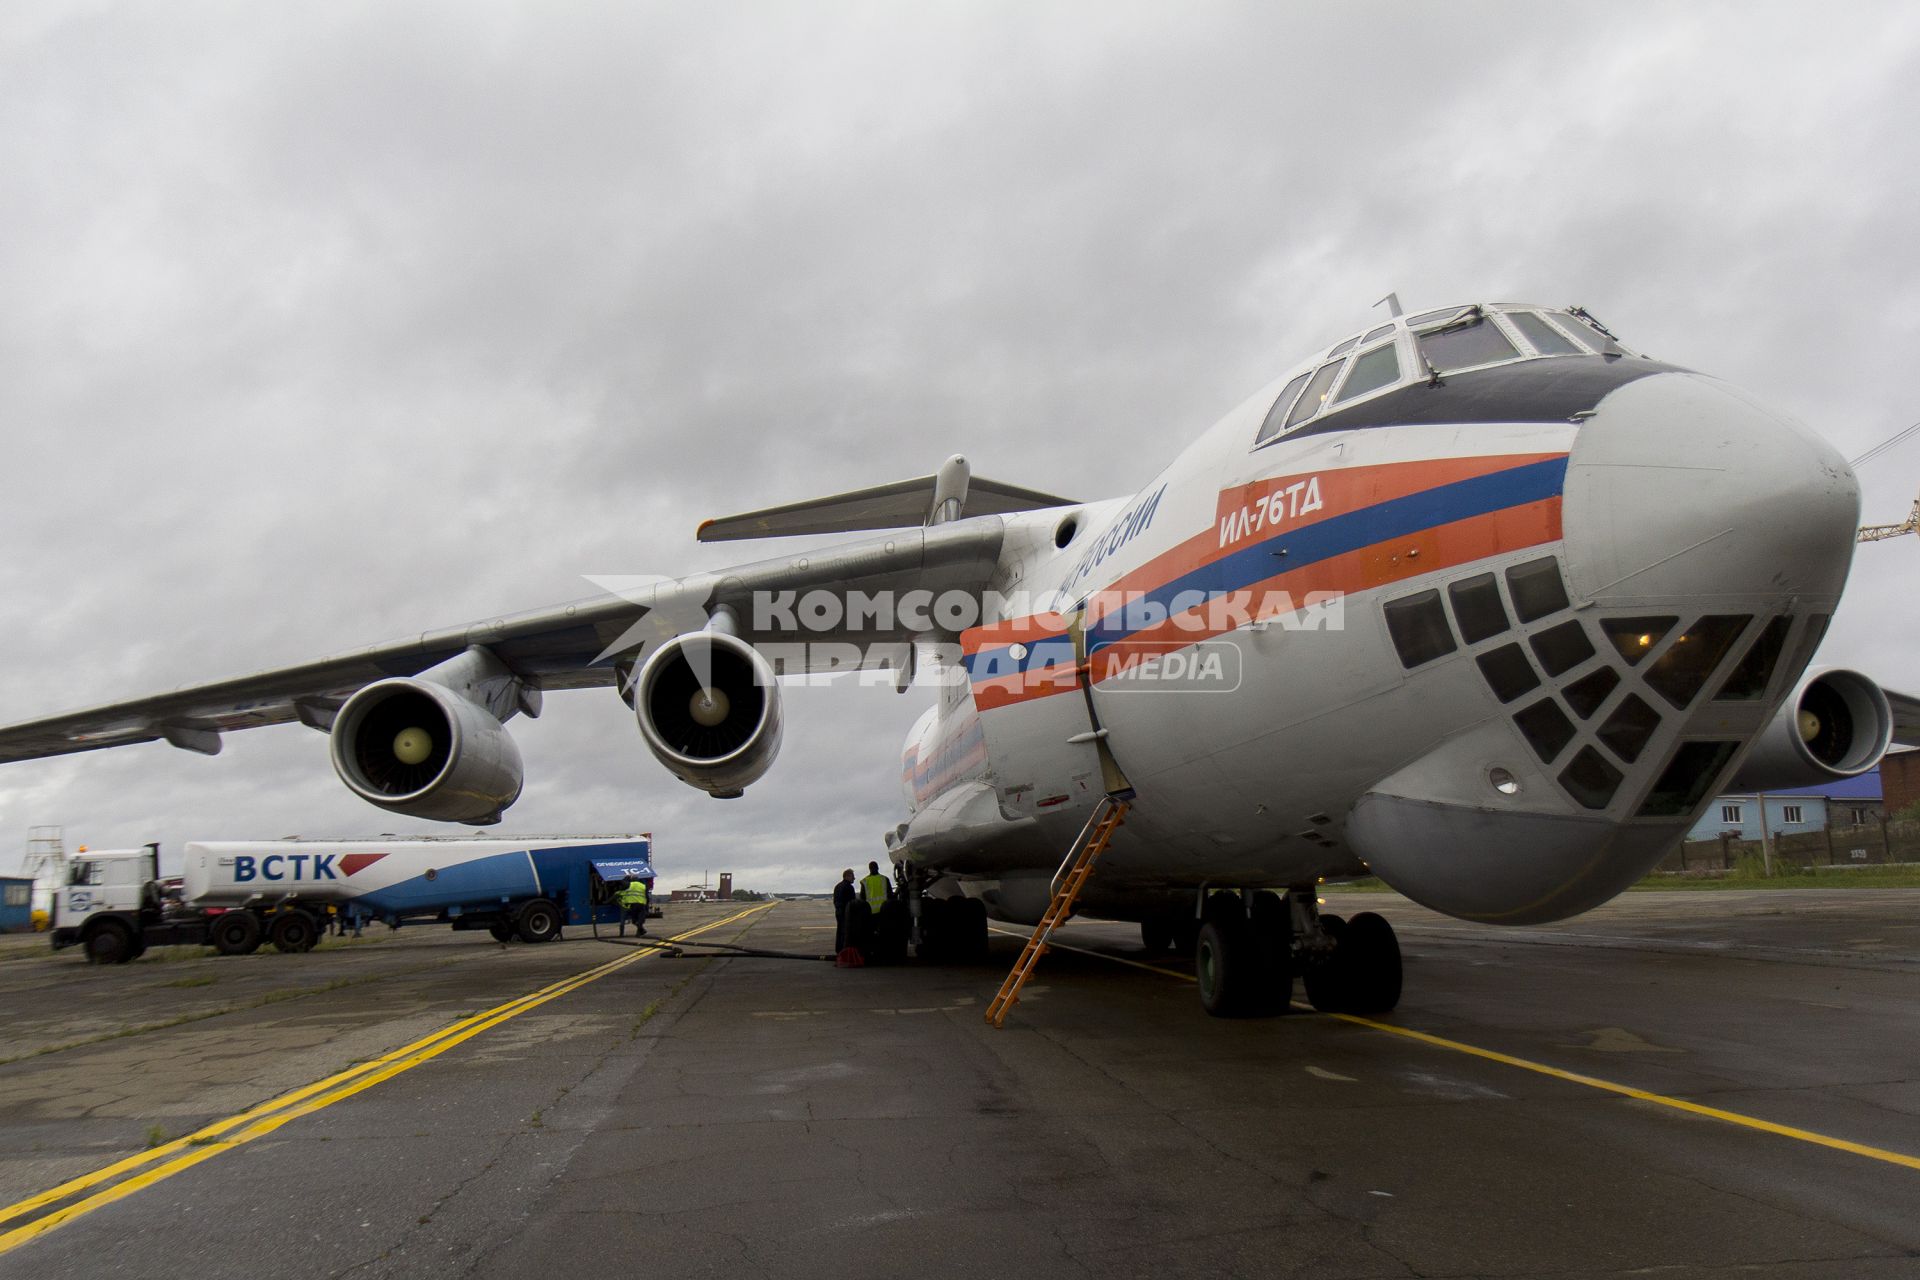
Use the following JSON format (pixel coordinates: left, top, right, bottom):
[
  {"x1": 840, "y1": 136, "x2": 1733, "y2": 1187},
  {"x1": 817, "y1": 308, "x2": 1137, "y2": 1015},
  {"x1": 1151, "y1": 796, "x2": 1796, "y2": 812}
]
[{"x1": 893, "y1": 304, "x2": 1859, "y2": 926}]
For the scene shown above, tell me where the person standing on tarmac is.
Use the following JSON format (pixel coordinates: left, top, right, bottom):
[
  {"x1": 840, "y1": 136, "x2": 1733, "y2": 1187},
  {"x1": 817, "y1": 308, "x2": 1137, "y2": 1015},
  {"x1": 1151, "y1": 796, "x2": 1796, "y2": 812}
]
[
  {"x1": 618, "y1": 877, "x2": 650, "y2": 937},
  {"x1": 860, "y1": 862, "x2": 891, "y2": 914},
  {"x1": 832, "y1": 869, "x2": 856, "y2": 953}
]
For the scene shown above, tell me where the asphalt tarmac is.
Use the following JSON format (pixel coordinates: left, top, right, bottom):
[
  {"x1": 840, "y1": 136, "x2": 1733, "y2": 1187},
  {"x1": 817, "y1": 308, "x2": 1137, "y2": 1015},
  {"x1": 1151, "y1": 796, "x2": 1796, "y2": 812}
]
[{"x1": 1, "y1": 889, "x2": 1917, "y2": 1279}]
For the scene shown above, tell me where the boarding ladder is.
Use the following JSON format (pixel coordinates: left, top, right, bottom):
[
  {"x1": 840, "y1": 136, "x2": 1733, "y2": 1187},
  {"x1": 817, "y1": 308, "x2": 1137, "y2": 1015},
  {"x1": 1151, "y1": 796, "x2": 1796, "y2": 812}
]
[{"x1": 985, "y1": 796, "x2": 1129, "y2": 1028}]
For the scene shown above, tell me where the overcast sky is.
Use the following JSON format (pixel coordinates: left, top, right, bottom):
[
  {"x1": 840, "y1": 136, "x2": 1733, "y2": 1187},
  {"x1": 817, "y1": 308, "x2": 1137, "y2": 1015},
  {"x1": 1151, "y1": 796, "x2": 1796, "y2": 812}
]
[{"x1": 3, "y1": 3, "x2": 1917, "y2": 890}]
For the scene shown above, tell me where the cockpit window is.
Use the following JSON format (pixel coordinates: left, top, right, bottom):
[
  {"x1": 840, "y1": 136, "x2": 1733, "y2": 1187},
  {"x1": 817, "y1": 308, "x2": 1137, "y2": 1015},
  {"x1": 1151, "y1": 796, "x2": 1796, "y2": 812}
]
[
  {"x1": 1254, "y1": 371, "x2": 1313, "y2": 447},
  {"x1": 1333, "y1": 342, "x2": 1401, "y2": 404},
  {"x1": 1328, "y1": 336, "x2": 1359, "y2": 358},
  {"x1": 1507, "y1": 311, "x2": 1581, "y2": 356},
  {"x1": 1361, "y1": 323, "x2": 1394, "y2": 343},
  {"x1": 1547, "y1": 311, "x2": 1623, "y2": 356},
  {"x1": 1416, "y1": 313, "x2": 1520, "y2": 373},
  {"x1": 1283, "y1": 359, "x2": 1346, "y2": 430}
]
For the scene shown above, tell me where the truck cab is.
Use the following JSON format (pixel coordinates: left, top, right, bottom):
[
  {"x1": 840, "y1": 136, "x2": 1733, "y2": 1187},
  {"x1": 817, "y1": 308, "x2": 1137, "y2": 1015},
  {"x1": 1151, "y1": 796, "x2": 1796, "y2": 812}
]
[{"x1": 52, "y1": 845, "x2": 164, "y2": 963}]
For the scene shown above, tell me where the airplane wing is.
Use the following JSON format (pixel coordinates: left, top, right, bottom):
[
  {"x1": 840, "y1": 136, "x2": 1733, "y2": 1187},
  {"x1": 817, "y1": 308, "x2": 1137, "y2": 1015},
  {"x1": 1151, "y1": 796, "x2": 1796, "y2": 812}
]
[
  {"x1": 0, "y1": 520, "x2": 1005, "y2": 764},
  {"x1": 697, "y1": 469, "x2": 1077, "y2": 542}
]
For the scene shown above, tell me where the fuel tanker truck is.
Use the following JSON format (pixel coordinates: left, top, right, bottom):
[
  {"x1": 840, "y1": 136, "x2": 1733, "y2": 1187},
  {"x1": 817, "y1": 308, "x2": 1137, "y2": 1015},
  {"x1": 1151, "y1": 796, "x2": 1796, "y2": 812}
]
[{"x1": 50, "y1": 836, "x2": 655, "y2": 964}]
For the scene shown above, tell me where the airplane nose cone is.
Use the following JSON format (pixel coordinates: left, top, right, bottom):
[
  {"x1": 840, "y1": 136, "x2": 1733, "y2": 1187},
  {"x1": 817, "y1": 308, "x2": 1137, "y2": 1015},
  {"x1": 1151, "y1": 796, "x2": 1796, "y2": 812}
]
[{"x1": 1561, "y1": 372, "x2": 1859, "y2": 607}]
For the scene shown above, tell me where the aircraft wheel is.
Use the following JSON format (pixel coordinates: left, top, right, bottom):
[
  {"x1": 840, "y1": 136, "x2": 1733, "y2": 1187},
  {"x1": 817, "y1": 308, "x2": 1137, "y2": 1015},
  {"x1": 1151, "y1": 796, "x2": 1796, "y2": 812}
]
[
  {"x1": 1140, "y1": 917, "x2": 1172, "y2": 954},
  {"x1": 84, "y1": 919, "x2": 137, "y2": 965},
  {"x1": 955, "y1": 898, "x2": 989, "y2": 964},
  {"x1": 915, "y1": 898, "x2": 950, "y2": 963},
  {"x1": 270, "y1": 910, "x2": 320, "y2": 954},
  {"x1": 1340, "y1": 912, "x2": 1403, "y2": 1014},
  {"x1": 1247, "y1": 890, "x2": 1294, "y2": 1015},
  {"x1": 209, "y1": 911, "x2": 263, "y2": 957},
  {"x1": 1170, "y1": 915, "x2": 1200, "y2": 955},
  {"x1": 1196, "y1": 915, "x2": 1256, "y2": 1017},
  {"x1": 515, "y1": 898, "x2": 563, "y2": 944}
]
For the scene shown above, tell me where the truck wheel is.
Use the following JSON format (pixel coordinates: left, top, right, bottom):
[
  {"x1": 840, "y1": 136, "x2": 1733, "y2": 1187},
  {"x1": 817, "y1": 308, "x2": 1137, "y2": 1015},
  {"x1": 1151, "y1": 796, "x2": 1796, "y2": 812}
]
[
  {"x1": 84, "y1": 919, "x2": 137, "y2": 965},
  {"x1": 488, "y1": 922, "x2": 517, "y2": 943},
  {"x1": 515, "y1": 898, "x2": 562, "y2": 944},
  {"x1": 210, "y1": 911, "x2": 263, "y2": 957},
  {"x1": 270, "y1": 911, "x2": 319, "y2": 954}
]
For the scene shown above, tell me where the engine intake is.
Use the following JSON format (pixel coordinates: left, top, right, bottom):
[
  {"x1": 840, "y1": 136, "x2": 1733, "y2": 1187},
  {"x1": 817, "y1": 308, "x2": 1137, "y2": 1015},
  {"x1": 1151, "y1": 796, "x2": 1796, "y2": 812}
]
[
  {"x1": 330, "y1": 656, "x2": 526, "y2": 824},
  {"x1": 636, "y1": 631, "x2": 783, "y2": 797},
  {"x1": 1730, "y1": 667, "x2": 1893, "y2": 792}
]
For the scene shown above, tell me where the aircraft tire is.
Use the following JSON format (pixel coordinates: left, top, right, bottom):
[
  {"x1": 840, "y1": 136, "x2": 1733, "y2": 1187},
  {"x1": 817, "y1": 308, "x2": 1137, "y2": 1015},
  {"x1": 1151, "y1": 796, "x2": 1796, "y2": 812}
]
[
  {"x1": 1340, "y1": 911, "x2": 1403, "y2": 1014},
  {"x1": 84, "y1": 919, "x2": 137, "y2": 965},
  {"x1": 1302, "y1": 914, "x2": 1349, "y2": 1012},
  {"x1": 1171, "y1": 915, "x2": 1200, "y2": 955},
  {"x1": 1247, "y1": 891, "x2": 1294, "y2": 1015},
  {"x1": 915, "y1": 898, "x2": 950, "y2": 963},
  {"x1": 270, "y1": 910, "x2": 319, "y2": 954},
  {"x1": 1196, "y1": 916, "x2": 1256, "y2": 1017},
  {"x1": 1140, "y1": 917, "x2": 1173, "y2": 954},
  {"x1": 515, "y1": 898, "x2": 563, "y2": 944},
  {"x1": 209, "y1": 911, "x2": 263, "y2": 957}
]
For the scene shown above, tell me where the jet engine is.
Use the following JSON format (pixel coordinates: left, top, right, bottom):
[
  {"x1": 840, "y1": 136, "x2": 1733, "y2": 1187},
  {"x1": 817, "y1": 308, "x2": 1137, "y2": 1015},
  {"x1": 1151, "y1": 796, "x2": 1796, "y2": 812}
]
[
  {"x1": 635, "y1": 631, "x2": 783, "y2": 798},
  {"x1": 329, "y1": 649, "x2": 529, "y2": 824},
  {"x1": 1729, "y1": 668, "x2": 1893, "y2": 792}
]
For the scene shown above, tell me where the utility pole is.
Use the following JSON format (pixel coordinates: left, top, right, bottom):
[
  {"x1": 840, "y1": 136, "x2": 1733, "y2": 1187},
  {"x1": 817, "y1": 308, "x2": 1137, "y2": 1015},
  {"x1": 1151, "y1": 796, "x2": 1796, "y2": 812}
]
[{"x1": 1755, "y1": 793, "x2": 1774, "y2": 876}]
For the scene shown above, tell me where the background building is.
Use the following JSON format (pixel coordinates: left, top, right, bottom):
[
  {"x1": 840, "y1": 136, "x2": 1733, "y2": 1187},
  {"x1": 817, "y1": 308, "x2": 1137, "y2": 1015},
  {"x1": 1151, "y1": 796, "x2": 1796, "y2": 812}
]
[
  {"x1": 0, "y1": 876, "x2": 35, "y2": 933},
  {"x1": 1685, "y1": 771, "x2": 1884, "y2": 842},
  {"x1": 1882, "y1": 748, "x2": 1920, "y2": 815}
]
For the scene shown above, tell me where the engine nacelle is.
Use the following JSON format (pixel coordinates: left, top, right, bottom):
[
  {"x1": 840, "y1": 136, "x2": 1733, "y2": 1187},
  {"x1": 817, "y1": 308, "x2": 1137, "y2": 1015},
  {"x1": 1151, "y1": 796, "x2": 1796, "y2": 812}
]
[
  {"x1": 635, "y1": 631, "x2": 783, "y2": 798},
  {"x1": 330, "y1": 676, "x2": 525, "y2": 824},
  {"x1": 1729, "y1": 667, "x2": 1893, "y2": 792}
]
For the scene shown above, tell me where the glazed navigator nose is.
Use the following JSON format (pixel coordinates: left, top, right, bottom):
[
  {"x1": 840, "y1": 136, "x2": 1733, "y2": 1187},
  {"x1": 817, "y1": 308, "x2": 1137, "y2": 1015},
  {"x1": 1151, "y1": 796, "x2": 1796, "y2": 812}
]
[{"x1": 1559, "y1": 371, "x2": 1859, "y2": 609}]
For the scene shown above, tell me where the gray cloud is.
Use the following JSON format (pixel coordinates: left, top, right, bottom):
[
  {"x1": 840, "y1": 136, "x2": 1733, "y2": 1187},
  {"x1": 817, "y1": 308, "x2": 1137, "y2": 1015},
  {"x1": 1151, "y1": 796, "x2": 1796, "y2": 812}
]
[{"x1": 3, "y1": 2, "x2": 1918, "y2": 887}]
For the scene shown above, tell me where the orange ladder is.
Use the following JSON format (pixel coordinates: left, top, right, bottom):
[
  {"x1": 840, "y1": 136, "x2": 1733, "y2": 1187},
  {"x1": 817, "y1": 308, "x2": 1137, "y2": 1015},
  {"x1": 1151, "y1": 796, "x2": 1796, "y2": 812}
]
[{"x1": 984, "y1": 796, "x2": 1129, "y2": 1028}]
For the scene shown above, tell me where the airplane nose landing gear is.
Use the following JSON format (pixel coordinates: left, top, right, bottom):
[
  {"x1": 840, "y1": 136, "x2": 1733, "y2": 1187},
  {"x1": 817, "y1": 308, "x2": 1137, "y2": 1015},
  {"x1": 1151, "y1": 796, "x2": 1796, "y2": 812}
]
[{"x1": 1296, "y1": 896, "x2": 1402, "y2": 1015}]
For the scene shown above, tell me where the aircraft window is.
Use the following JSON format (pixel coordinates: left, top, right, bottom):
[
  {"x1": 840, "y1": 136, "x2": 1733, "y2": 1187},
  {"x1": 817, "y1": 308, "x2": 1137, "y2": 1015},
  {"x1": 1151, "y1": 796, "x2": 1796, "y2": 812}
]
[
  {"x1": 1714, "y1": 615, "x2": 1791, "y2": 701},
  {"x1": 1407, "y1": 307, "x2": 1468, "y2": 328},
  {"x1": 1514, "y1": 697, "x2": 1576, "y2": 763},
  {"x1": 1416, "y1": 315, "x2": 1519, "y2": 373},
  {"x1": 1384, "y1": 590, "x2": 1457, "y2": 669},
  {"x1": 1645, "y1": 615, "x2": 1750, "y2": 709},
  {"x1": 1362, "y1": 323, "x2": 1394, "y2": 342},
  {"x1": 1476, "y1": 643, "x2": 1540, "y2": 703},
  {"x1": 1558, "y1": 746, "x2": 1624, "y2": 810},
  {"x1": 1508, "y1": 311, "x2": 1581, "y2": 356},
  {"x1": 1504, "y1": 558, "x2": 1569, "y2": 622},
  {"x1": 1283, "y1": 359, "x2": 1347, "y2": 430},
  {"x1": 1637, "y1": 741, "x2": 1740, "y2": 817},
  {"x1": 1562, "y1": 666, "x2": 1620, "y2": 719},
  {"x1": 1255, "y1": 371, "x2": 1313, "y2": 447},
  {"x1": 1334, "y1": 343, "x2": 1402, "y2": 405},
  {"x1": 1547, "y1": 311, "x2": 1624, "y2": 356},
  {"x1": 1529, "y1": 620, "x2": 1595, "y2": 677},
  {"x1": 1600, "y1": 617, "x2": 1676, "y2": 666},
  {"x1": 1329, "y1": 336, "x2": 1359, "y2": 357},
  {"x1": 1447, "y1": 573, "x2": 1509, "y2": 644},
  {"x1": 1596, "y1": 693, "x2": 1661, "y2": 764}
]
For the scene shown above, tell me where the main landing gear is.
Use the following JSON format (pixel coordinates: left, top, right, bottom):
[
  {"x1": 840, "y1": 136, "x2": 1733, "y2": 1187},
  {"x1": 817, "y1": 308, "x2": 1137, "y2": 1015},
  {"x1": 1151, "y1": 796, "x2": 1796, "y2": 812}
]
[{"x1": 1187, "y1": 887, "x2": 1401, "y2": 1019}]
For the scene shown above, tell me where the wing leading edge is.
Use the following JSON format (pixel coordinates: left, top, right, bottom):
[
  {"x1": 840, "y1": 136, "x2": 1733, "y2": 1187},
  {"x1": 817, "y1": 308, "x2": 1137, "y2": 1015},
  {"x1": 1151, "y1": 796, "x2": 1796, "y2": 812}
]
[{"x1": 0, "y1": 520, "x2": 1006, "y2": 765}]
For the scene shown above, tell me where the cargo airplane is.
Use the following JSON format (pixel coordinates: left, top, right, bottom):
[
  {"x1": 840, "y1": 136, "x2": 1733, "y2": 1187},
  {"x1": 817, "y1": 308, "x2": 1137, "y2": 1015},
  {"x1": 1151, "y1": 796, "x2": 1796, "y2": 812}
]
[{"x1": 6, "y1": 301, "x2": 1915, "y2": 1016}]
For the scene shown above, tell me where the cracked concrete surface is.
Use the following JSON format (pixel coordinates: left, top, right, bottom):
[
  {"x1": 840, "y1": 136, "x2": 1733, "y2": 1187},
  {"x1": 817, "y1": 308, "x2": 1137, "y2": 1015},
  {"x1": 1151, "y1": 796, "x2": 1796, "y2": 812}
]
[{"x1": 3, "y1": 892, "x2": 1919, "y2": 1278}]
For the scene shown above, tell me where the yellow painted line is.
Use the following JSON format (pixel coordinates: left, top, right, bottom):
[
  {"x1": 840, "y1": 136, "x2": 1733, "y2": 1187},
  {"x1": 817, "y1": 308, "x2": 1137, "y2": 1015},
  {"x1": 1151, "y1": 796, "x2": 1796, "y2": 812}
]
[
  {"x1": 0, "y1": 903, "x2": 775, "y2": 1255},
  {"x1": 1008, "y1": 926, "x2": 1920, "y2": 1173}
]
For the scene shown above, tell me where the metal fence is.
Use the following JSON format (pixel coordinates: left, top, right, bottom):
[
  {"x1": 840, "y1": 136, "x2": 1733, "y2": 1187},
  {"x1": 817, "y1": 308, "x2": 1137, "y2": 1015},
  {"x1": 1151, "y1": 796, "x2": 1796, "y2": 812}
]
[{"x1": 1655, "y1": 819, "x2": 1920, "y2": 873}]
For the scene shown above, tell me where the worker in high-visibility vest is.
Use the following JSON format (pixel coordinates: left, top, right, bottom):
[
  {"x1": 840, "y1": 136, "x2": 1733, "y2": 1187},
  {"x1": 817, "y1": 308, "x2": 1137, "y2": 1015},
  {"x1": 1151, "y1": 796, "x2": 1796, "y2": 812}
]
[
  {"x1": 860, "y1": 861, "x2": 892, "y2": 914},
  {"x1": 618, "y1": 877, "x2": 650, "y2": 937}
]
